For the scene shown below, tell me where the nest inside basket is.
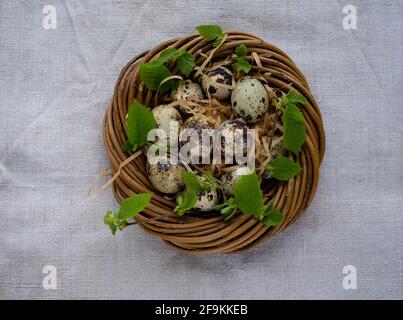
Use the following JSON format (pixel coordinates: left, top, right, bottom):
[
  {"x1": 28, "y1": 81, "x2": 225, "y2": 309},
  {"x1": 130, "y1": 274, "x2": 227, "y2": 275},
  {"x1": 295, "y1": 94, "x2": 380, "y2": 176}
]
[{"x1": 103, "y1": 30, "x2": 325, "y2": 253}]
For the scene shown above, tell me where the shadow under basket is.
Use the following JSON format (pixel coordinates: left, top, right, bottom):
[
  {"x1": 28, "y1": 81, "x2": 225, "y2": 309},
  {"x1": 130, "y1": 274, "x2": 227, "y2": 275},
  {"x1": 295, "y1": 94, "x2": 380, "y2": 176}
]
[{"x1": 103, "y1": 30, "x2": 326, "y2": 254}]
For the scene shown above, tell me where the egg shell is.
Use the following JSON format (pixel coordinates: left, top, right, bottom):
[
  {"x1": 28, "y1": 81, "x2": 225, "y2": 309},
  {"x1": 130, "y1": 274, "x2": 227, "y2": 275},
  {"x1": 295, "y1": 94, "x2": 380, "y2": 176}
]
[
  {"x1": 171, "y1": 80, "x2": 204, "y2": 101},
  {"x1": 194, "y1": 176, "x2": 220, "y2": 212},
  {"x1": 194, "y1": 189, "x2": 219, "y2": 212},
  {"x1": 179, "y1": 116, "x2": 212, "y2": 164},
  {"x1": 218, "y1": 119, "x2": 249, "y2": 164},
  {"x1": 202, "y1": 66, "x2": 233, "y2": 100},
  {"x1": 147, "y1": 155, "x2": 184, "y2": 194},
  {"x1": 152, "y1": 105, "x2": 182, "y2": 138},
  {"x1": 231, "y1": 76, "x2": 269, "y2": 123},
  {"x1": 269, "y1": 135, "x2": 286, "y2": 161}
]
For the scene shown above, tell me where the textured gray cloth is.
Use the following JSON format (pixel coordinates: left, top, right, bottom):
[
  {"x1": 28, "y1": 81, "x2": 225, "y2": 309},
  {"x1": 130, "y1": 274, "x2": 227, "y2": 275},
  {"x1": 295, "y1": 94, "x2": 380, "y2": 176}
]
[{"x1": 0, "y1": 0, "x2": 402, "y2": 300}]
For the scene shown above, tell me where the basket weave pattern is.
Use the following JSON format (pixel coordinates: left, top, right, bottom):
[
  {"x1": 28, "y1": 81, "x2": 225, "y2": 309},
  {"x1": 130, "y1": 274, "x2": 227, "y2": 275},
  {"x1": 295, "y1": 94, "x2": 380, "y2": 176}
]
[{"x1": 103, "y1": 31, "x2": 325, "y2": 253}]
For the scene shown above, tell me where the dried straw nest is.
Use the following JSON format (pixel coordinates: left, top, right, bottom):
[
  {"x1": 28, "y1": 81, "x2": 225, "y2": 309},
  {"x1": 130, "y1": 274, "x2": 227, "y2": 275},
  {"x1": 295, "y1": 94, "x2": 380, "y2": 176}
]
[{"x1": 103, "y1": 30, "x2": 325, "y2": 253}]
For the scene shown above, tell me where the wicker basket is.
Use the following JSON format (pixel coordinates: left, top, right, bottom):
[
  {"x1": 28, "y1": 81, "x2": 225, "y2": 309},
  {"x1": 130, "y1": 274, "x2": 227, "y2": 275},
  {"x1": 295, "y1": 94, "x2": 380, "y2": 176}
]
[{"x1": 103, "y1": 30, "x2": 325, "y2": 253}]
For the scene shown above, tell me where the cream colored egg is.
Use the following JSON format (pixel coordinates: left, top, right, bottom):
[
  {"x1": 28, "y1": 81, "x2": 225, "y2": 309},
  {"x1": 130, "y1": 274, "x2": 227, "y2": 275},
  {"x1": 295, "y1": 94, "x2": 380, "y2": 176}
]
[
  {"x1": 147, "y1": 155, "x2": 184, "y2": 194},
  {"x1": 231, "y1": 76, "x2": 269, "y2": 123},
  {"x1": 202, "y1": 66, "x2": 233, "y2": 100},
  {"x1": 152, "y1": 105, "x2": 182, "y2": 137},
  {"x1": 171, "y1": 80, "x2": 204, "y2": 101}
]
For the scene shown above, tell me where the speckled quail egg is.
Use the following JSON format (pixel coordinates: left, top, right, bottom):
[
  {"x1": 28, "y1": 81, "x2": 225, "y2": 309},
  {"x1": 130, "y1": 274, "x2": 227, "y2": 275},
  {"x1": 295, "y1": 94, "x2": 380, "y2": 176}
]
[
  {"x1": 179, "y1": 115, "x2": 212, "y2": 164},
  {"x1": 221, "y1": 166, "x2": 253, "y2": 196},
  {"x1": 194, "y1": 177, "x2": 220, "y2": 212},
  {"x1": 218, "y1": 119, "x2": 249, "y2": 163},
  {"x1": 202, "y1": 66, "x2": 233, "y2": 100},
  {"x1": 231, "y1": 76, "x2": 269, "y2": 123},
  {"x1": 269, "y1": 135, "x2": 286, "y2": 161},
  {"x1": 147, "y1": 155, "x2": 184, "y2": 194},
  {"x1": 171, "y1": 80, "x2": 204, "y2": 101},
  {"x1": 152, "y1": 104, "x2": 182, "y2": 138}
]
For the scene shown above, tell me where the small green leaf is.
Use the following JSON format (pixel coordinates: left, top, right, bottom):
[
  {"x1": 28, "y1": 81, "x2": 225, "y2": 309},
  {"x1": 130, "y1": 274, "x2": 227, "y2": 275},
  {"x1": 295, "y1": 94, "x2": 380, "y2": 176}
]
[
  {"x1": 108, "y1": 224, "x2": 117, "y2": 235},
  {"x1": 234, "y1": 171, "x2": 265, "y2": 216},
  {"x1": 118, "y1": 192, "x2": 153, "y2": 219},
  {"x1": 158, "y1": 48, "x2": 178, "y2": 64},
  {"x1": 261, "y1": 207, "x2": 283, "y2": 227},
  {"x1": 264, "y1": 72, "x2": 272, "y2": 77},
  {"x1": 195, "y1": 24, "x2": 223, "y2": 41},
  {"x1": 174, "y1": 171, "x2": 204, "y2": 216},
  {"x1": 176, "y1": 51, "x2": 196, "y2": 77},
  {"x1": 182, "y1": 171, "x2": 203, "y2": 192},
  {"x1": 275, "y1": 94, "x2": 287, "y2": 110},
  {"x1": 202, "y1": 171, "x2": 217, "y2": 190},
  {"x1": 282, "y1": 103, "x2": 306, "y2": 155},
  {"x1": 213, "y1": 34, "x2": 224, "y2": 47},
  {"x1": 285, "y1": 91, "x2": 307, "y2": 105},
  {"x1": 234, "y1": 57, "x2": 251, "y2": 74},
  {"x1": 276, "y1": 91, "x2": 307, "y2": 110},
  {"x1": 126, "y1": 99, "x2": 157, "y2": 151},
  {"x1": 235, "y1": 44, "x2": 248, "y2": 57},
  {"x1": 267, "y1": 156, "x2": 302, "y2": 181},
  {"x1": 103, "y1": 193, "x2": 153, "y2": 235},
  {"x1": 215, "y1": 197, "x2": 238, "y2": 222},
  {"x1": 174, "y1": 191, "x2": 198, "y2": 216},
  {"x1": 103, "y1": 211, "x2": 117, "y2": 234},
  {"x1": 139, "y1": 61, "x2": 178, "y2": 92}
]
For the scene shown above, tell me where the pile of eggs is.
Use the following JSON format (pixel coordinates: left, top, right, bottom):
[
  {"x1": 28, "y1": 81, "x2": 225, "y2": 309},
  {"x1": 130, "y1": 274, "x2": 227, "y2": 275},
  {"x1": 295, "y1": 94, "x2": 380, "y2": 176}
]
[{"x1": 147, "y1": 66, "x2": 282, "y2": 212}]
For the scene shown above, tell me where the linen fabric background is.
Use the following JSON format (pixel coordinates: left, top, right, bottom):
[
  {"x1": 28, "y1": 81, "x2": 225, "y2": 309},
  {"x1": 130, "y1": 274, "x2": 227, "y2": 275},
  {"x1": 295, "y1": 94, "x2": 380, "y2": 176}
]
[{"x1": 0, "y1": 0, "x2": 402, "y2": 299}]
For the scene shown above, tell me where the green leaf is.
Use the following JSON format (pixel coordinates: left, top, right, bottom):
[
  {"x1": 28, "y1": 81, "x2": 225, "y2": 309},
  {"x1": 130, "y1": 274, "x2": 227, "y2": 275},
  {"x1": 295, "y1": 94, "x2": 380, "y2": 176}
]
[
  {"x1": 285, "y1": 91, "x2": 307, "y2": 105},
  {"x1": 103, "y1": 192, "x2": 153, "y2": 235},
  {"x1": 275, "y1": 94, "x2": 287, "y2": 110},
  {"x1": 176, "y1": 51, "x2": 196, "y2": 77},
  {"x1": 126, "y1": 99, "x2": 157, "y2": 151},
  {"x1": 195, "y1": 24, "x2": 223, "y2": 41},
  {"x1": 182, "y1": 171, "x2": 203, "y2": 192},
  {"x1": 118, "y1": 192, "x2": 153, "y2": 219},
  {"x1": 235, "y1": 44, "x2": 248, "y2": 57},
  {"x1": 234, "y1": 171, "x2": 265, "y2": 216},
  {"x1": 282, "y1": 103, "x2": 307, "y2": 155},
  {"x1": 139, "y1": 61, "x2": 178, "y2": 92},
  {"x1": 108, "y1": 223, "x2": 117, "y2": 235},
  {"x1": 215, "y1": 197, "x2": 238, "y2": 222},
  {"x1": 261, "y1": 207, "x2": 283, "y2": 227},
  {"x1": 103, "y1": 211, "x2": 118, "y2": 235},
  {"x1": 157, "y1": 48, "x2": 178, "y2": 64},
  {"x1": 266, "y1": 156, "x2": 302, "y2": 181},
  {"x1": 234, "y1": 57, "x2": 251, "y2": 74},
  {"x1": 174, "y1": 171, "x2": 204, "y2": 216},
  {"x1": 213, "y1": 34, "x2": 224, "y2": 47},
  {"x1": 276, "y1": 91, "x2": 307, "y2": 110},
  {"x1": 174, "y1": 191, "x2": 198, "y2": 216},
  {"x1": 202, "y1": 171, "x2": 217, "y2": 190}
]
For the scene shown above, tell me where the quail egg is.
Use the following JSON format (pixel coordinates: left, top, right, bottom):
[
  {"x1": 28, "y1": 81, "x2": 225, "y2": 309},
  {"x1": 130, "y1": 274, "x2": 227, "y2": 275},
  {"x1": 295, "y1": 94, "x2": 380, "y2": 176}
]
[
  {"x1": 218, "y1": 119, "x2": 249, "y2": 163},
  {"x1": 152, "y1": 104, "x2": 182, "y2": 138},
  {"x1": 202, "y1": 66, "x2": 233, "y2": 100},
  {"x1": 171, "y1": 80, "x2": 204, "y2": 101},
  {"x1": 194, "y1": 177, "x2": 220, "y2": 212},
  {"x1": 221, "y1": 166, "x2": 253, "y2": 196},
  {"x1": 231, "y1": 76, "x2": 269, "y2": 123},
  {"x1": 269, "y1": 135, "x2": 286, "y2": 161},
  {"x1": 179, "y1": 115, "x2": 212, "y2": 164},
  {"x1": 147, "y1": 155, "x2": 184, "y2": 194}
]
